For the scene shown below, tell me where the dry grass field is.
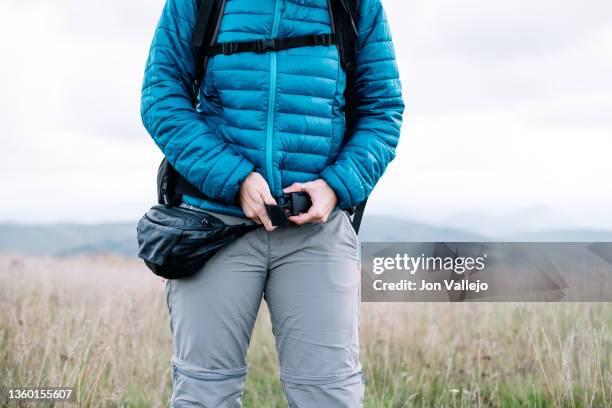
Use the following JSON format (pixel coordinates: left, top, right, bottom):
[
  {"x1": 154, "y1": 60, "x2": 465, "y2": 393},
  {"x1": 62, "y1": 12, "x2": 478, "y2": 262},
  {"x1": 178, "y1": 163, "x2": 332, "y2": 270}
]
[{"x1": 0, "y1": 254, "x2": 610, "y2": 407}]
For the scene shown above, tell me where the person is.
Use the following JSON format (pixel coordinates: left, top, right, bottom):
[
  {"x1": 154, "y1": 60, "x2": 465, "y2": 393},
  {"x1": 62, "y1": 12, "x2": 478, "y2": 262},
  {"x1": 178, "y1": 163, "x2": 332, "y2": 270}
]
[{"x1": 141, "y1": 0, "x2": 403, "y2": 406}]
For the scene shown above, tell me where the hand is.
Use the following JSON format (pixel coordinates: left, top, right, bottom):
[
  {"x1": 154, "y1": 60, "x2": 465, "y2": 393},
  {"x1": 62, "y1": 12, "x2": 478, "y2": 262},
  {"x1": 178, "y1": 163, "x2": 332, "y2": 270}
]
[
  {"x1": 239, "y1": 172, "x2": 277, "y2": 232},
  {"x1": 284, "y1": 179, "x2": 337, "y2": 225}
]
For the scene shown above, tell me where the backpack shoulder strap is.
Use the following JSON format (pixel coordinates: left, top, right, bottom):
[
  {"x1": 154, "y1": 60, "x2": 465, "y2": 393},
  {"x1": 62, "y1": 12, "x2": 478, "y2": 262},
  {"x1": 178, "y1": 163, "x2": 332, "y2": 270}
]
[
  {"x1": 189, "y1": 0, "x2": 226, "y2": 104},
  {"x1": 328, "y1": 0, "x2": 359, "y2": 71},
  {"x1": 190, "y1": 0, "x2": 216, "y2": 49},
  {"x1": 329, "y1": 0, "x2": 359, "y2": 156},
  {"x1": 329, "y1": 0, "x2": 367, "y2": 234}
]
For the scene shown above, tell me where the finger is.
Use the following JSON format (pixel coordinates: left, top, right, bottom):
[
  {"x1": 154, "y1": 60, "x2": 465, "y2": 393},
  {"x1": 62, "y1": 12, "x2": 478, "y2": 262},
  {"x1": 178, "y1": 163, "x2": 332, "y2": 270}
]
[
  {"x1": 300, "y1": 181, "x2": 313, "y2": 194},
  {"x1": 260, "y1": 189, "x2": 277, "y2": 206},
  {"x1": 246, "y1": 205, "x2": 262, "y2": 224},
  {"x1": 288, "y1": 214, "x2": 305, "y2": 224},
  {"x1": 255, "y1": 206, "x2": 276, "y2": 232},
  {"x1": 288, "y1": 208, "x2": 319, "y2": 225},
  {"x1": 245, "y1": 201, "x2": 264, "y2": 221},
  {"x1": 257, "y1": 210, "x2": 276, "y2": 231},
  {"x1": 283, "y1": 182, "x2": 303, "y2": 194},
  {"x1": 261, "y1": 217, "x2": 276, "y2": 232},
  {"x1": 243, "y1": 205, "x2": 255, "y2": 219},
  {"x1": 289, "y1": 213, "x2": 316, "y2": 225},
  {"x1": 310, "y1": 209, "x2": 325, "y2": 223}
]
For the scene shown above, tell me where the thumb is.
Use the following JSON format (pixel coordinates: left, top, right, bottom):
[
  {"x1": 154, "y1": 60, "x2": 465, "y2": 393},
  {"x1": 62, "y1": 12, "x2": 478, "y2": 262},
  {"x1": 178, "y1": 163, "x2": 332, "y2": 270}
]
[{"x1": 283, "y1": 182, "x2": 303, "y2": 194}]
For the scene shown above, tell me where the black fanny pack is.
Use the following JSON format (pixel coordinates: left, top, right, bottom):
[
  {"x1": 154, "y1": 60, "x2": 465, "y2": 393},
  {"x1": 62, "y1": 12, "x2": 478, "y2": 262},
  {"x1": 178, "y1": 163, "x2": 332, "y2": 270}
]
[
  {"x1": 136, "y1": 205, "x2": 258, "y2": 279},
  {"x1": 137, "y1": 158, "x2": 315, "y2": 279}
]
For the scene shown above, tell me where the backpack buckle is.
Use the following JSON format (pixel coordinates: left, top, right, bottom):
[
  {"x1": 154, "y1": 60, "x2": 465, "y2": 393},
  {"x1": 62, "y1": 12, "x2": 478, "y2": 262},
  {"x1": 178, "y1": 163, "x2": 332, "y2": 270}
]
[
  {"x1": 222, "y1": 42, "x2": 238, "y2": 55},
  {"x1": 314, "y1": 34, "x2": 333, "y2": 46},
  {"x1": 255, "y1": 38, "x2": 276, "y2": 53}
]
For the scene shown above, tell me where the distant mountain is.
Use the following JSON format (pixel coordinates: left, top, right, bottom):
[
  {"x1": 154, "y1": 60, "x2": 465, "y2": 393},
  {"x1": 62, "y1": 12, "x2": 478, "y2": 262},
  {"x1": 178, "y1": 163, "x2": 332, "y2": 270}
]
[
  {"x1": 1, "y1": 217, "x2": 611, "y2": 257},
  {"x1": 506, "y1": 229, "x2": 612, "y2": 242},
  {"x1": 359, "y1": 215, "x2": 487, "y2": 241},
  {"x1": 0, "y1": 223, "x2": 137, "y2": 256},
  {"x1": 442, "y1": 206, "x2": 578, "y2": 237}
]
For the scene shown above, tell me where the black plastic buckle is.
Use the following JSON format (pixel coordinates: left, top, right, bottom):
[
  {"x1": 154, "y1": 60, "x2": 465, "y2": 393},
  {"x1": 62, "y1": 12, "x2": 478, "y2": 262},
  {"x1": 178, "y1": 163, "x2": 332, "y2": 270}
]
[
  {"x1": 255, "y1": 38, "x2": 276, "y2": 53},
  {"x1": 278, "y1": 192, "x2": 312, "y2": 216},
  {"x1": 265, "y1": 192, "x2": 312, "y2": 227},
  {"x1": 222, "y1": 42, "x2": 238, "y2": 55},
  {"x1": 314, "y1": 34, "x2": 333, "y2": 46}
]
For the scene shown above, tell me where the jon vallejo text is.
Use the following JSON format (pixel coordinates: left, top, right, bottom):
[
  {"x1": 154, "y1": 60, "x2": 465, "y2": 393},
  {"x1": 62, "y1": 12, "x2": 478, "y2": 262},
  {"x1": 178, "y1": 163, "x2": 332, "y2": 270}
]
[{"x1": 371, "y1": 254, "x2": 489, "y2": 293}]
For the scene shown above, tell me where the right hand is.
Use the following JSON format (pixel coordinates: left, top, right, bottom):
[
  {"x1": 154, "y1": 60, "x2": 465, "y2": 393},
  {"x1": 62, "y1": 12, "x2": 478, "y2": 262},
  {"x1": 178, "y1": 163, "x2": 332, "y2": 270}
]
[{"x1": 239, "y1": 172, "x2": 277, "y2": 232}]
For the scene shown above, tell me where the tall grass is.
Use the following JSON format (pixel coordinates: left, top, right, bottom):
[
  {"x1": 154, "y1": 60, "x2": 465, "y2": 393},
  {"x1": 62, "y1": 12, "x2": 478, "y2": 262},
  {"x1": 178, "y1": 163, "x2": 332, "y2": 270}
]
[{"x1": 0, "y1": 255, "x2": 610, "y2": 407}]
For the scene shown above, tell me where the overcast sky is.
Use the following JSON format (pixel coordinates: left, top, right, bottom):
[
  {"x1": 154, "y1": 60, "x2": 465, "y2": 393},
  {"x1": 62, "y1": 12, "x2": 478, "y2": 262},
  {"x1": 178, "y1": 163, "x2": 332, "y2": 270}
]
[{"x1": 1, "y1": 0, "x2": 611, "y2": 233}]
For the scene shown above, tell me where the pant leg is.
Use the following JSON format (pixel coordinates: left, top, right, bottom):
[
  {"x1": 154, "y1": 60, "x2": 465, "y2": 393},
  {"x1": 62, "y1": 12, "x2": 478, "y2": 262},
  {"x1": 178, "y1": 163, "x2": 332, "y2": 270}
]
[
  {"x1": 165, "y1": 228, "x2": 268, "y2": 408},
  {"x1": 265, "y1": 209, "x2": 364, "y2": 408}
]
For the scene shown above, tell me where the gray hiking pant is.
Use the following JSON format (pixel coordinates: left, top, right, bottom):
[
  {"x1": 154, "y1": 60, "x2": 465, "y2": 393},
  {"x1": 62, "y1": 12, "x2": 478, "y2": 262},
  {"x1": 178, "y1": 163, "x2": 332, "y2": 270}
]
[{"x1": 165, "y1": 209, "x2": 364, "y2": 407}]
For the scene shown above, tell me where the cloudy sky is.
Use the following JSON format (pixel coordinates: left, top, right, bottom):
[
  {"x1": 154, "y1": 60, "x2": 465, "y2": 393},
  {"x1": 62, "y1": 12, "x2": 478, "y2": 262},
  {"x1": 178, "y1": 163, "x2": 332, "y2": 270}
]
[{"x1": 1, "y1": 0, "x2": 611, "y2": 234}]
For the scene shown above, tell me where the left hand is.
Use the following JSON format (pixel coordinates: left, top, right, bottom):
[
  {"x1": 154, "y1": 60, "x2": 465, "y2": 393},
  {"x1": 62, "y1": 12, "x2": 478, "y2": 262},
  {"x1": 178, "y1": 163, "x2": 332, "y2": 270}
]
[{"x1": 284, "y1": 179, "x2": 337, "y2": 225}]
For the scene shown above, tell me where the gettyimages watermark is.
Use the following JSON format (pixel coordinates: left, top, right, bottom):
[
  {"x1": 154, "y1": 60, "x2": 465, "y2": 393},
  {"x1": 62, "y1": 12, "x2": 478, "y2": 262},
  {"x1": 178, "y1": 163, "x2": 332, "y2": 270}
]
[{"x1": 361, "y1": 242, "x2": 612, "y2": 302}]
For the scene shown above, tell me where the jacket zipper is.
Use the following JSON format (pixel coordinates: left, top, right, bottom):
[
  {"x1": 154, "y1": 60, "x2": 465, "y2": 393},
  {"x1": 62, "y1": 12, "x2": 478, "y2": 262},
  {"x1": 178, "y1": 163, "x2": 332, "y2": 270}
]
[{"x1": 266, "y1": 0, "x2": 282, "y2": 194}]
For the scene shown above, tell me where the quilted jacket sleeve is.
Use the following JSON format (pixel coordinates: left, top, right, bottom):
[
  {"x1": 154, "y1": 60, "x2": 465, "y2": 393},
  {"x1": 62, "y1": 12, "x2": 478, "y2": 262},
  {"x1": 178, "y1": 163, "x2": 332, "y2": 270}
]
[
  {"x1": 141, "y1": 0, "x2": 255, "y2": 204},
  {"x1": 320, "y1": 0, "x2": 404, "y2": 209}
]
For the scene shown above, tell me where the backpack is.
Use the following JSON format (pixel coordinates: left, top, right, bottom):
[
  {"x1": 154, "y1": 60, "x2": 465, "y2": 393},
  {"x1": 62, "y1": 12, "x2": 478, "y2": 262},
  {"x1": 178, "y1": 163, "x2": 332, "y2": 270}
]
[{"x1": 157, "y1": 0, "x2": 367, "y2": 233}]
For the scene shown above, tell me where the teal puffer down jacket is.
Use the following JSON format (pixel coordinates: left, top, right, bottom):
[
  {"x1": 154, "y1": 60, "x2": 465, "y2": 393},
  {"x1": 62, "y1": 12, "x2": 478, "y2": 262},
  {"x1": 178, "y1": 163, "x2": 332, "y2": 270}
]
[{"x1": 141, "y1": 0, "x2": 404, "y2": 216}]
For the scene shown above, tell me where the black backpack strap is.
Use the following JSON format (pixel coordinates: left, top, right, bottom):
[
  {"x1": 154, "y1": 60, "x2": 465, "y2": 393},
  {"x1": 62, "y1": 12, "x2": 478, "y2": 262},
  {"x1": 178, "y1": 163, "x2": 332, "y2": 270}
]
[
  {"x1": 189, "y1": 0, "x2": 226, "y2": 105},
  {"x1": 329, "y1": 0, "x2": 367, "y2": 234},
  {"x1": 190, "y1": 0, "x2": 215, "y2": 49},
  {"x1": 329, "y1": 0, "x2": 359, "y2": 135},
  {"x1": 205, "y1": 34, "x2": 336, "y2": 56}
]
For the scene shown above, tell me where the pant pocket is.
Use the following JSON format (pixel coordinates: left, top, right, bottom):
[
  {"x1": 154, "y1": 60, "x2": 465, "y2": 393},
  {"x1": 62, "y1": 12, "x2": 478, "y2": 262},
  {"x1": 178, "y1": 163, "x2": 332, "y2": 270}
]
[
  {"x1": 165, "y1": 280, "x2": 175, "y2": 335},
  {"x1": 338, "y1": 210, "x2": 359, "y2": 248}
]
